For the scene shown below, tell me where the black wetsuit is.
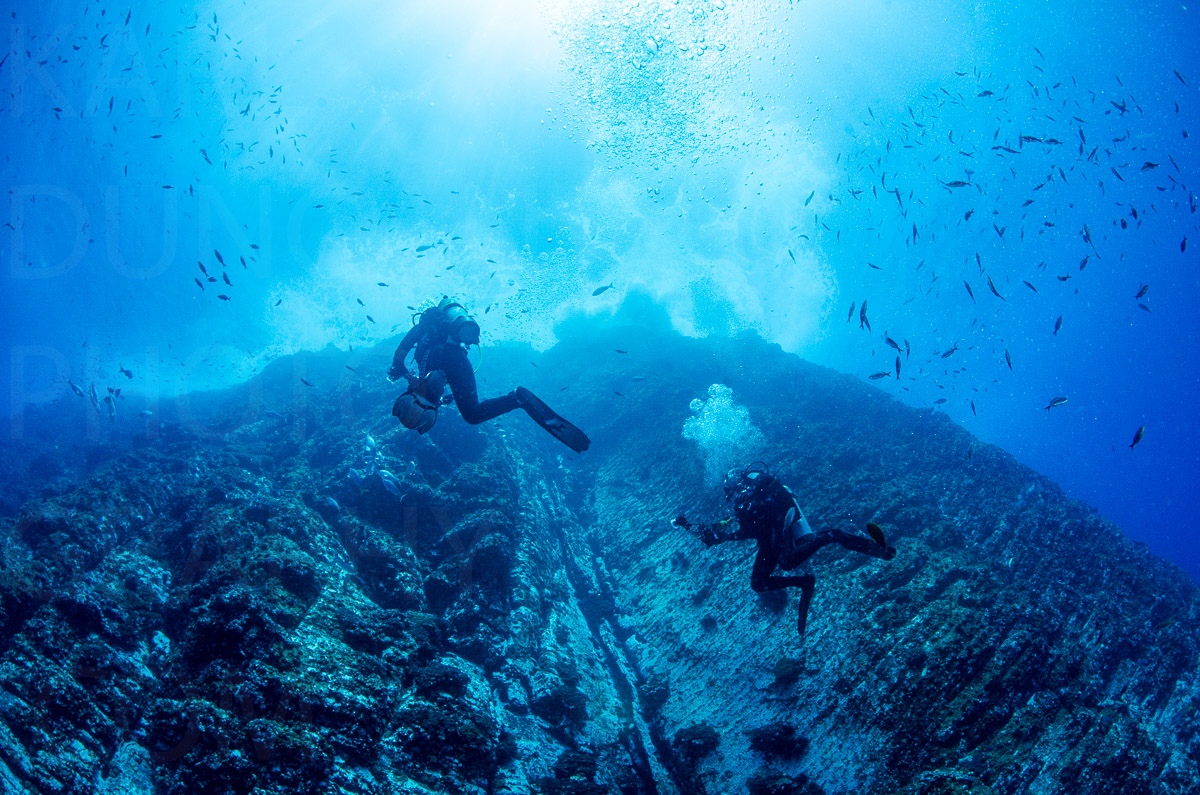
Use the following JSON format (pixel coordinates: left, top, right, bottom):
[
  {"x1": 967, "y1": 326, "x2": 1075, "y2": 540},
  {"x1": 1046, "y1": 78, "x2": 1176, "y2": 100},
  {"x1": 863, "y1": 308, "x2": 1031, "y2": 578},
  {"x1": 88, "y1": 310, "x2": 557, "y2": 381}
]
[
  {"x1": 695, "y1": 473, "x2": 895, "y2": 635},
  {"x1": 391, "y1": 308, "x2": 518, "y2": 424}
]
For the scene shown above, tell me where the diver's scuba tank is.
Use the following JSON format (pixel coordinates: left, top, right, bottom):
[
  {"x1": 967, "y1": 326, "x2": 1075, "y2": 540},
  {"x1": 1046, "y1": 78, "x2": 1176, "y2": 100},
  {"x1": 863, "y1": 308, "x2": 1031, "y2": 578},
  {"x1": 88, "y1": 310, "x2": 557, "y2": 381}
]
[
  {"x1": 436, "y1": 297, "x2": 480, "y2": 346},
  {"x1": 392, "y1": 370, "x2": 449, "y2": 434}
]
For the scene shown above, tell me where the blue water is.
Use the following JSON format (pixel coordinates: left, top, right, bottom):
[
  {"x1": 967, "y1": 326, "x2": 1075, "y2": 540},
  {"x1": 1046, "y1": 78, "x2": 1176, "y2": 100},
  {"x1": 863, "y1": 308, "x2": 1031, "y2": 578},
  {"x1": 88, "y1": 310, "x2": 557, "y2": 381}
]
[{"x1": 2, "y1": 0, "x2": 1198, "y2": 578}]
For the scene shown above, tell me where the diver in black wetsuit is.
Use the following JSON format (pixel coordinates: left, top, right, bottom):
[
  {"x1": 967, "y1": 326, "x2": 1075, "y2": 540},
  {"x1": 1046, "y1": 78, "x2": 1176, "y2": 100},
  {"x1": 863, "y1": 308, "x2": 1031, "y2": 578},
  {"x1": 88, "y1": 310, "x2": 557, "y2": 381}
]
[
  {"x1": 673, "y1": 465, "x2": 896, "y2": 636},
  {"x1": 388, "y1": 297, "x2": 590, "y2": 453}
]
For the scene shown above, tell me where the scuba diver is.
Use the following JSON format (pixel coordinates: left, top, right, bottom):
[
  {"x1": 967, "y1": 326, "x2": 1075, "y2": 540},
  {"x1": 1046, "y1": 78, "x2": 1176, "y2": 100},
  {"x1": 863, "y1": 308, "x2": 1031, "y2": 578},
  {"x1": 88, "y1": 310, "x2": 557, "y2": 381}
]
[
  {"x1": 672, "y1": 464, "x2": 896, "y2": 636},
  {"x1": 388, "y1": 297, "x2": 590, "y2": 453}
]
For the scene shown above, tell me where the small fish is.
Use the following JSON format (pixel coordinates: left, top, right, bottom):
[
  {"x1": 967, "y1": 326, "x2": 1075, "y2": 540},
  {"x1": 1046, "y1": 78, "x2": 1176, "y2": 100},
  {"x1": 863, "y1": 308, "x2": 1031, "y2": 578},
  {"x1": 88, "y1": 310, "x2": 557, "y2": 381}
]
[
  {"x1": 1183, "y1": 237, "x2": 1188, "y2": 253},
  {"x1": 963, "y1": 281, "x2": 976, "y2": 303},
  {"x1": 895, "y1": 356, "x2": 902, "y2": 379},
  {"x1": 67, "y1": 378, "x2": 86, "y2": 398},
  {"x1": 804, "y1": 190, "x2": 815, "y2": 207},
  {"x1": 592, "y1": 283, "x2": 615, "y2": 296},
  {"x1": 1004, "y1": 350, "x2": 1013, "y2": 370},
  {"x1": 377, "y1": 282, "x2": 388, "y2": 287},
  {"x1": 348, "y1": 469, "x2": 365, "y2": 486},
  {"x1": 366, "y1": 315, "x2": 375, "y2": 324},
  {"x1": 322, "y1": 496, "x2": 340, "y2": 512},
  {"x1": 300, "y1": 378, "x2": 313, "y2": 386},
  {"x1": 868, "y1": 372, "x2": 891, "y2": 380},
  {"x1": 986, "y1": 276, "x2": 1005, "y2": 301},
  {"x1": 1054, "y1": 316, "x2": 1063, "y2": 335},
  {"x1": 847, "y1": 302, "x2": 856, "y2": 323},
  {"x1": 119, "y1": 365, "x2": 133, "y2": 379},
  {"x1": 1135, "y1": 284, "x2": 1149, "y2": 299},
  {"x1": 356, "y1": 298, "x2": 365, "y2": 306},
  {"x1": 614, "y1": 349, "x2": 628, "y2": 354},
  {"x1": 365, "y1": 433, "x2": 377, "y2": 454},
  {"x1": 941, "y1": 344, "x2": 958, "y2": 359},
  {"x1": 1023, "y1": 280, "x2": 1038, "y2": 293},
  {"x1": 274, "y1": 299, "x2": 282, "y2": 307},
  {"x1": 885, "y1": 336, "x2": 901, "y2": 351},
  {"x1": 788, "y1": 249, "x2": 796, "y2": 263},
  {"x1": 222, "y1": 272, "x2": 231, "y2": 286},
  {"x1": 971, "y1": 400, "x2": 977, "y2": 416},
  {"x1": 1044, "y1": 396, "x2": 1068, "y2": 410},
  {"x1": 217, "y1": 294, "x2": 231, "y2": 301},
  {"x1": 1129, "y1": 425, "x2": 1145, "y2": 449},
  {"x1": 214, "y1": 249, "x2": 225, "y2": 266},
  {"x1": 866, "y1": 522, "x2": 887, "y2": 548},
  {"x1": 859, "y1": 301, "x2": 871, "y2": 331},
  {"x1": 378, "y1": 470, "x2": 401, "y2": 495},
  {"x1": 194, "y1": 278, "x2": 204, "y2": 290}
]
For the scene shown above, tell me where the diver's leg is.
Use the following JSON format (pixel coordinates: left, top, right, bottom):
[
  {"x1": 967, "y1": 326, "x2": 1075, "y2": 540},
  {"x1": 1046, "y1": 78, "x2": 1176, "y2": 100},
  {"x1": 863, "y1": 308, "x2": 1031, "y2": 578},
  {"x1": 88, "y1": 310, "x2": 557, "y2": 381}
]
[
  {"x1": 437, "y1": 346, "x2": 518, "y2": 424},
  {"x1": 796, "y1": 573, "x2": 816, "y2": 636},
  {"x1": 830, "y1": 528, "x2": 896, "y2": 560},
  {"x1": 750, "y1": 545, "x2": 811, "y2": 592},
  {"x1": 779, "y1": 531, "x2": 838, "y2": 570}
]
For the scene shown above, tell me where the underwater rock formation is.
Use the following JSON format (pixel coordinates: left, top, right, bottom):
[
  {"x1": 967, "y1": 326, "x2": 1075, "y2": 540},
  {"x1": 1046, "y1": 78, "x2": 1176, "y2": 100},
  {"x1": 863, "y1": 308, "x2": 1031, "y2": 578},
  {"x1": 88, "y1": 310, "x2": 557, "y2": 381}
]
[{"x1": 2, "y1": 312, "x2": 1198, "y2": 794}]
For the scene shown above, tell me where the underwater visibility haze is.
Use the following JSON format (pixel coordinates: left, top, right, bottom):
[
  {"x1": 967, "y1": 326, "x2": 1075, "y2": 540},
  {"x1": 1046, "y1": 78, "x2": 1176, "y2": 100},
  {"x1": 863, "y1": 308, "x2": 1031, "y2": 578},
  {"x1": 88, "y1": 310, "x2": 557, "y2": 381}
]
[
  {"x1": 3, "y1": 0, "x2": 1200, "y2": 791},
  {"x1": 4, "y1": 0, "x2": 1199, "y2": 576}
]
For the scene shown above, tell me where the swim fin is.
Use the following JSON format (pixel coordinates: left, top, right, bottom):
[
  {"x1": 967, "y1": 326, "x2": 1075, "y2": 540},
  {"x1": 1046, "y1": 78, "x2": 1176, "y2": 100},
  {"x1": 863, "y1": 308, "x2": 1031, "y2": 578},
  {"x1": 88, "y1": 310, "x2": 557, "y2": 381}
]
[{"x1": 515, "y1": 387, "x2": 590, "y2": 453}]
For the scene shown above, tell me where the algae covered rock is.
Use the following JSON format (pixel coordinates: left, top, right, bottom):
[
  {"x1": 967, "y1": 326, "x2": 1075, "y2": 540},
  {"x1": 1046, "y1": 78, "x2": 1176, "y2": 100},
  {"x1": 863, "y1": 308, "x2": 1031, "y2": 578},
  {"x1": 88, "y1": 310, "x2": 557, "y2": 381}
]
[{"x1": 1, "y1": 328, "x2": 1198, "y2": 795}]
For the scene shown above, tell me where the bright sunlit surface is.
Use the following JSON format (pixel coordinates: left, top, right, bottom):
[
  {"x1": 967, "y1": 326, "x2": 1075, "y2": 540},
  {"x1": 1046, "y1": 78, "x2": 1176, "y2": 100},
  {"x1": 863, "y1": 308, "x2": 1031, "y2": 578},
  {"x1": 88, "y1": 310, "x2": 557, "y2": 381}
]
[{"x1": 3, "y1": 0, "x2": 1199, "y2": 576}]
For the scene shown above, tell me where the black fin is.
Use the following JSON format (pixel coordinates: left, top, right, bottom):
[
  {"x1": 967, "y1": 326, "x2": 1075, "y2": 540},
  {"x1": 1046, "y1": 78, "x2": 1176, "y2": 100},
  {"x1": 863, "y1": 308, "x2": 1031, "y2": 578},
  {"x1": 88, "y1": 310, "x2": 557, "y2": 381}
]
[
  {"x1": 866, "y1": 522, "x2": 887, "y2": 548},
  {"x1": 516, "y1": 387, "x2": 590, "y2": 453}
]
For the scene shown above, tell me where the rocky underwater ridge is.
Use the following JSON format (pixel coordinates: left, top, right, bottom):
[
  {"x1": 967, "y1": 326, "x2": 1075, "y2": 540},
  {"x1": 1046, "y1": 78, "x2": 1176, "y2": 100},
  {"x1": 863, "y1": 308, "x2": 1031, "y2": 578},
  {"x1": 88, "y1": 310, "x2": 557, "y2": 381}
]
[{"x1": 2, "y1": 308, "x2": 1199, "y2": 795}]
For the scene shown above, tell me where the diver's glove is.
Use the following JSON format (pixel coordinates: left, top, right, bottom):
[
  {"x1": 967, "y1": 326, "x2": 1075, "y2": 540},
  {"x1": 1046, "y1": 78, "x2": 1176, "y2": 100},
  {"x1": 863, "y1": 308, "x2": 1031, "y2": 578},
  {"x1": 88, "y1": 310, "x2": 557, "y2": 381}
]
[
  {"x1": 674, "y1": 515, "x2": 721, "y2": 547},
  {"x1": 388, "y1": 365, "x2": 415, "y2": 384}
]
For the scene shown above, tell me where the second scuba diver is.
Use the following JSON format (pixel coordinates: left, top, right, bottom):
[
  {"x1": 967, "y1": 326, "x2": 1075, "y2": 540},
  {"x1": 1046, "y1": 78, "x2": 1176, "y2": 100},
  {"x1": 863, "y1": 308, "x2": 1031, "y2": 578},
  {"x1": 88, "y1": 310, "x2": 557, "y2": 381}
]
[
  {"x1": 388, "y1": 297, "x2": 590, "y2": 453},
  {"x1": 673, "y1": 464, "x2": 896, "y2": 636}
]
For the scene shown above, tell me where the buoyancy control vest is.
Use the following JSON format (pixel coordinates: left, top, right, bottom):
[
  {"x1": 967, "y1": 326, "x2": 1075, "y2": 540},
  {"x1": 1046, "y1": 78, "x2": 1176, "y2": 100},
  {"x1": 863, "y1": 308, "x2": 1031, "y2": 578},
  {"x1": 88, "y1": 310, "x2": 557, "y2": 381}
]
[{"x1": 728, "y1": 469, "x2": 813, "y2": 550}]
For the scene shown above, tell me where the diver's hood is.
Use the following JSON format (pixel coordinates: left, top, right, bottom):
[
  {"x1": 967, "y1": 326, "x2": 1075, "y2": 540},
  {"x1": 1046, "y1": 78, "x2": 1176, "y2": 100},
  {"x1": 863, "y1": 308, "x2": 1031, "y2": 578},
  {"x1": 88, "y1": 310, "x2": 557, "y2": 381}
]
[{"x1": 724, "y1": 466, "x2": 770, "y2": 502}]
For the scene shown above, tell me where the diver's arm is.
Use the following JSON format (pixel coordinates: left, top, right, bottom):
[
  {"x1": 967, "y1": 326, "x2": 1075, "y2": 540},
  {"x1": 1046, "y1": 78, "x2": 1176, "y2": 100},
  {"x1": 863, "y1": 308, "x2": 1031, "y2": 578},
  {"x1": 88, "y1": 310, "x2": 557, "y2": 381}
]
[
  {"x1": 389, "y1": 324, "x2": 423, "y2": 380},
  {"x1": 674, "y1": 515, "x2": 740, "y2": 546}
]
